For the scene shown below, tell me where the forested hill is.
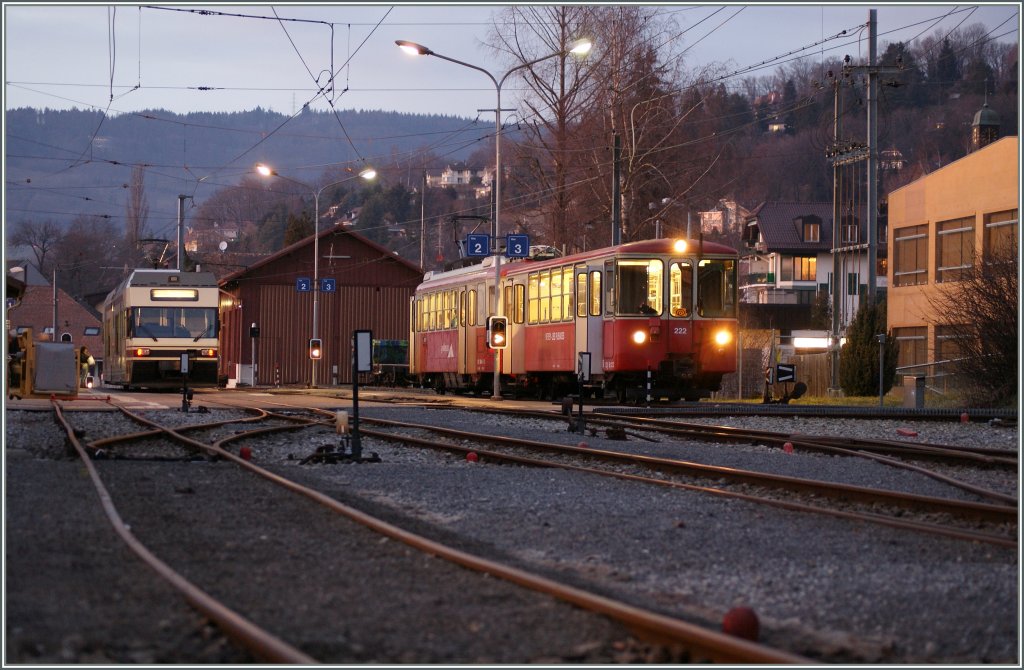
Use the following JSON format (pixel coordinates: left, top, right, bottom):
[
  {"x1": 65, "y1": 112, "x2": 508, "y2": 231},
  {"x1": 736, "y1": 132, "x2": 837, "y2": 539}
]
[{"x1": 5, "y1": 106, "x2": 487, "y2": 228}]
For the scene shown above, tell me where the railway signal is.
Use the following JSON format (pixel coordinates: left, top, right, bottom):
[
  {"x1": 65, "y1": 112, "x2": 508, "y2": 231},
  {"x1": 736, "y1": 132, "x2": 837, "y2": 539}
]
[
  {"x1": 486, "y1": 316, "x2": 508, "y2": 349},
  {"x1": 309, "y1": 338, "x2": 323, "y2": 360}
]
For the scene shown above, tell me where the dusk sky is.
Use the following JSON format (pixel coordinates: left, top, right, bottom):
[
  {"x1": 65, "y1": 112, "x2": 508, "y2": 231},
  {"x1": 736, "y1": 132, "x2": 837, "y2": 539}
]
[{"x1": 4, "y1": 3, "x2": 1019, "y2": 119}]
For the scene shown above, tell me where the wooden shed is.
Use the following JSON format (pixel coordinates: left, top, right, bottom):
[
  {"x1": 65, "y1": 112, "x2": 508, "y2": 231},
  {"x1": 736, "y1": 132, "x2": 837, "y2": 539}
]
[{"x1": 218, "y1": 227, "x2": 422, "y2": 387}]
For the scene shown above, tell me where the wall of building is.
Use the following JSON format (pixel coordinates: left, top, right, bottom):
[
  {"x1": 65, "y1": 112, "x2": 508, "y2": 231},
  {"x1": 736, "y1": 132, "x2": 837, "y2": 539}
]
[{"x1": 886, "y1": 135, "x2": 1019, "y2": 368}]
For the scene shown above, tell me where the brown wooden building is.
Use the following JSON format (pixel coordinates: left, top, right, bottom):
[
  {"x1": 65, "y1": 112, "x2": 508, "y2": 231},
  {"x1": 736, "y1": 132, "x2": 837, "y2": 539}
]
[{"x1": 218, "y1": 227, "x2": 422, "y2": 387}]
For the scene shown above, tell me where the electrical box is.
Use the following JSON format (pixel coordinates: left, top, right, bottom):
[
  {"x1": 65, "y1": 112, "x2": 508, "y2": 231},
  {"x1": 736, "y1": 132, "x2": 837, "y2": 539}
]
[{"x1": 32, "y1": 341, "x2": 78, "y2": 396}]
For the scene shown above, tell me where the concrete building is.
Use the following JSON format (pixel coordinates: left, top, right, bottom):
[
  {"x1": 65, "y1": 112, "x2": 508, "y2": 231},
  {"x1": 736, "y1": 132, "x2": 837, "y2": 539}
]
[{"x1": 886, "y1": 135, "x2": 1018, "y2": 373}]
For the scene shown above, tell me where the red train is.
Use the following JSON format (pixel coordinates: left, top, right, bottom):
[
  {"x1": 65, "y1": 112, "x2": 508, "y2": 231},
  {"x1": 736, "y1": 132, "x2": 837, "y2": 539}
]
[{"x1": 409, "y1": 238, "x2": 738, "y2": 401}]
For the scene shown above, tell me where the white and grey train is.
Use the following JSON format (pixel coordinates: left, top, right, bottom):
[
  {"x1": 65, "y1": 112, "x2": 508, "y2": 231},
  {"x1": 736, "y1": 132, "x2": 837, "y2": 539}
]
[{"x1": 101, "y1": 269, "x2": 219, "y2": 389}]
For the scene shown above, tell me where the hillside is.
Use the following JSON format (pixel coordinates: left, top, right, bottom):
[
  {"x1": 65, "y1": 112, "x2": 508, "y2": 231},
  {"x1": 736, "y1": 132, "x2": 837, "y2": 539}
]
[{"x1": 4, "y1": 107, "x2": 487, "y2": 231}]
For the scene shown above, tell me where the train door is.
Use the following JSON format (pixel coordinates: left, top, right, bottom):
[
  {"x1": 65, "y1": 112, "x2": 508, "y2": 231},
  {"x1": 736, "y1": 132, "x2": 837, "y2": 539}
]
[
  {"x1": 576, "y1": 264, "x2": 602, "y2": 379},
  {"x1": 507, "y1": 279, "x2": 526, "y2": 376},
  {"x1": 668, "y1": 259, "x2": 694, "y2": 351}
]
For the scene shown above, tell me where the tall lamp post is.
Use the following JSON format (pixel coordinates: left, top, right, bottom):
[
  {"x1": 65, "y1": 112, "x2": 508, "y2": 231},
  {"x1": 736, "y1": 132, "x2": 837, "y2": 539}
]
[
  {"x1": 256, "y1": 164, "x2": 377, "y2": 387},
  {"x1": 396, "y1": 37, "x2": 592, "y2": 400}
]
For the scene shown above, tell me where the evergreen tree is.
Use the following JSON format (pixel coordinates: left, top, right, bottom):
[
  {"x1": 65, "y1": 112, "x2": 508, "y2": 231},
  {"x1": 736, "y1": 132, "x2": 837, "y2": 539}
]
[
  {"x1": 839, "y1": 300, "x2": 899, "y2": 397},
  {"x1": 283, "y1": 212, "x2": 313, "y2": 247}
]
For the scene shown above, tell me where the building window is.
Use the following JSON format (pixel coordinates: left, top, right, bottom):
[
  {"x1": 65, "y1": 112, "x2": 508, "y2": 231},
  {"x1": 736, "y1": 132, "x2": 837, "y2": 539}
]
[
  {"x1": 894, "y1": 326, "x2": 927, "y2": 369},
  {"x1": 936, "y1": 216, "x2": 974, "y2": 282},
  {"x1": 934, "y1": 325, "x2": 964, "y2": 363},
  {"x1": 803, "y1": 221, "x2": 820, "y2": 242},
  {"x1": 846, "y1": 272, "x2": 861, "y2": 295},
  {"x1": 841, "y1": 215, "x2": 859, "y2": 244},
  {"x1": 984, "y1": 209, "x2": 1018, "y2": 260},
  {"x1": 83, "y1": 326, "x2": 100, "y2": 336},
  {"x1": 796, "y1": 256, "x2": 815, "y2": 281},
  {"x1": 893, "y1": 224, "x2": 928, "y2": 286},
  {"x1": 781, "y1": 256, "x2": 815, "y2": 282}
]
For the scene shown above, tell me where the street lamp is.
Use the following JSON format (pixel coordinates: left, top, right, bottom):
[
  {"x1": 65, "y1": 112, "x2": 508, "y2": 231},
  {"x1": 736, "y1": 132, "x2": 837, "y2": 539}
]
[
  {"x1": 256, "y1": 163, "x2": 376, "y2": 387},
  {"x1": 396, "y1": 37, "x2": 593, "y2": 400}
]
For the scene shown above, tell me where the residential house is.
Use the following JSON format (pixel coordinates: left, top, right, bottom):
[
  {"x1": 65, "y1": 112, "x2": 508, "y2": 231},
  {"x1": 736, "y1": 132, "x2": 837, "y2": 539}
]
[{"x1": 740, "y1": 200, "x2": 881, "y2": 331}]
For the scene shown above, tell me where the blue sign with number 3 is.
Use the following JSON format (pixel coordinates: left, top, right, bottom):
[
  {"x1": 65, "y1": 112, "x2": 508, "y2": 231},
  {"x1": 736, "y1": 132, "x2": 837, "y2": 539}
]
[{"x1": 506, "y1": 234, "x2": 529, "y2": 258}]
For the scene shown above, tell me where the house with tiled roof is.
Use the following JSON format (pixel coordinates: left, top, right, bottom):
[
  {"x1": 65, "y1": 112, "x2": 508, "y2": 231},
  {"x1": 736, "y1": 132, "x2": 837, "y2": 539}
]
[
  {"x1": 7, "y1": 284, "x2": 103, "y2": 359},
  {"x1": 739, "y1": 201, "x2": 884, "y2": 332}
]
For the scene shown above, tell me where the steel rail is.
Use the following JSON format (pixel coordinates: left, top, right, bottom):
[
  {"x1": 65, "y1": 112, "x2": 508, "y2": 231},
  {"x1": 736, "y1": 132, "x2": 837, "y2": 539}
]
[
  {"x1": 355, "y1": 423, "x2": 1016, "y2": 549},
  {"x1": 358, "y1": 416, "x2": 1017, "y2": 524},
  {"x1": 465, "y1": 407, "x2": 1018, "y2": 505},
  {"x1": 178, "y1": 398, "x2": 816, "y2": 663},
  {"x1": 50, "y1": 400, "x2": 317, "y2": 664}
]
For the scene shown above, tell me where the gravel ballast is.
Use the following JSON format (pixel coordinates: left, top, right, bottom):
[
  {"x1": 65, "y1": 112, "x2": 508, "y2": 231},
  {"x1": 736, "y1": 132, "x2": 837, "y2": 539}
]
[{"x1": 4, "y1": 403, "x2": 1019, "y2": 664}]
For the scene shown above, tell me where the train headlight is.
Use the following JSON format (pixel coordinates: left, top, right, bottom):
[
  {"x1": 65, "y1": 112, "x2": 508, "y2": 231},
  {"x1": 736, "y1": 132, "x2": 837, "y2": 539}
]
[
  {"x1": 673, "y1": 239, "x2": 688, "y2": 254},
  {"x1": 133, "y1": 347, "x2": 150, "y2": 356},
  {"x1": 198, "y1": 348, "x2": 217, "y2": 358},
  {"x1": 713, "y1": 329, "x2": 733, "y2": 347},
  {"x1": 632, "y1": 329, "x2": 648, "y2": 345}
]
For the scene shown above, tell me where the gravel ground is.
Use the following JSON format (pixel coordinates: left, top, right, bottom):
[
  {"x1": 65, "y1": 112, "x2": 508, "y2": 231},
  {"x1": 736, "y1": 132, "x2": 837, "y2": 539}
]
[{"x1": 4, "y1": 403, "x2": 1020, "y2": 664}]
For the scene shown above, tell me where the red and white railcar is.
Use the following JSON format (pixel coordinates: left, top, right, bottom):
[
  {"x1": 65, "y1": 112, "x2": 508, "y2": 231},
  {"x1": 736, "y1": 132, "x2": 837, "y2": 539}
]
[{"x1": 410, "y1": 238, "x2": 738, "y2": 401}]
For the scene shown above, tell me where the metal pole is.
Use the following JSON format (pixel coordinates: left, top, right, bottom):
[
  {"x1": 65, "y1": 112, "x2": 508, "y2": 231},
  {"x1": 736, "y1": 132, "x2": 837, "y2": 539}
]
[
  {"x1": 51, "y1": 267, "x2": 57, "y2": 342},
  {"x1": 420, "y1": 170, "x2": 427, "y2": 269},
  {"x1": 312, "y1": 191, "x2": 320, "y2": 388},
  {"x1": 177, "y1": 195, "x2": 187, "y2": 271},
  {"x1": 251, "y1": 332, "x2": 256, "y2": 387},
  {"x1": 492, "y1": 85, "x2": 503, "y2": 401},
  {"x1": 830, "y1": 72, "x2": 842, "y2": 392},
  {"x1": 866, "y1": 9, "x2": 878, "y2": 305}
]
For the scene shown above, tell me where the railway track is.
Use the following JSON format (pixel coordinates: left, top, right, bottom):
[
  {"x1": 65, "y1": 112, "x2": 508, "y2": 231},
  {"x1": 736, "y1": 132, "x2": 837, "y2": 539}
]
[
  {"x1": 352, "y1": 413, "x2": 1016, "y2": 548},
  {"x1": 46, "y1": 397, "x2": 813, "y2": 664}
]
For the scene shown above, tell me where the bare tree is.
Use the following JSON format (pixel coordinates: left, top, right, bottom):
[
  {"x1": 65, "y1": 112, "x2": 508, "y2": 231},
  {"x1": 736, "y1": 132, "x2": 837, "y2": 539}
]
[
  {"x1": 928, "y1": 245, "x2": 1018, "y2": 407},
  {"x1": 486, "y1": 5, "x2": 602, "y2": 252},
  {"x1": 124, "y1": 165, "x2": 150, "y2": 267},
  {"x1": 8, "y1": 219, "x2": 63, "y2": 275},
  {"x1": 54, "y1": 215, "x2": 123, "y2": 299}
]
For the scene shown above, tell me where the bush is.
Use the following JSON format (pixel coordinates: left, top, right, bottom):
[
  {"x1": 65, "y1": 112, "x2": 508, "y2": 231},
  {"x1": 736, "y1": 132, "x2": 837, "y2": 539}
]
[{"x1": 839, "y1": 300, "x2": 899, "y2": 396}]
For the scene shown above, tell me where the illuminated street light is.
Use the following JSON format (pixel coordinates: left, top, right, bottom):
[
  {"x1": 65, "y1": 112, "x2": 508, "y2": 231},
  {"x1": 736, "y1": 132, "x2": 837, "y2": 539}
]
[
  {"x1": 396, "y1": 36, "x2": 593, "y2": 399},
  {"x1": 256, "y1": 163, "x2": 376, "y2": 387}
]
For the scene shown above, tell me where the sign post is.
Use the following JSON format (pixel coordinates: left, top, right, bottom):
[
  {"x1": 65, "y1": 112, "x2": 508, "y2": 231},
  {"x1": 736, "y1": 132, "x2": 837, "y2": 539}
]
[
  {"x1": 249, "y1": 322, "x2": 259, "y2": 387},
  {"x1": 351, "y1": 330, "x2": 373, "y2": 459},
  {"x1": 576, "y1": 352, "x2": 591, "y2": 434},
  {"x1": 179, "y1": 352, "x2": 193, "y2": 412}
]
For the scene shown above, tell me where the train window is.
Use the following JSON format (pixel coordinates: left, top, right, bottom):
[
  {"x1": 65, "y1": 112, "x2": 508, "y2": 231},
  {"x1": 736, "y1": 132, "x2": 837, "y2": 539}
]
[
  {"x1": 459, "y1": 290, "x2": 466, "y2": 327},
  {"x1": 561, "y1": 267, "x2": 574, "y2": 321},
  {"x1": 467, "y1": 290, "x2": 477, "y2": 326},
  {"x1": 604, "y1": 260, "x2": 615, "y2": 314},
  {"x1": 670, "y1": 261, "x2": 693, "y2": 317},
  {"x1": 589, "y1": 271, "x2": 601, "y2": 316},
  {"x1": 696, "y1": 259, "x2": 738, "y2": 318},
  {"x1": 528, "y1": 273, "x2": 539, "y2": 324},
  {"x1": 538, "y1": 270, "x2": 551, "y2": 323},
  {"x1": 576, "y1": 273, "x2": 587, "y2": 318},
  {"x1": 550, "y1": 269, "x2": 562, "y2": 322},
  {"x1": 616, "y1": 259, "x2": 663, "y2": 316},
  {"x1": 513, "y1": 284, "x2": 525, "y2": 324}
]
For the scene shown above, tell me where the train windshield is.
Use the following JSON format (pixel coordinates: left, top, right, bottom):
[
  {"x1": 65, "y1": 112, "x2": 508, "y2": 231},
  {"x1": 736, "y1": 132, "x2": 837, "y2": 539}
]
[
  {"x1": 696, "y1": 259, "x2": 738, "y2": 318},
  {"x1": 131, "y1": 307, "x2": 218, "y2": 340},
  {"x1": 615, "y1": 259, "x2": 663, "y2": 315}
]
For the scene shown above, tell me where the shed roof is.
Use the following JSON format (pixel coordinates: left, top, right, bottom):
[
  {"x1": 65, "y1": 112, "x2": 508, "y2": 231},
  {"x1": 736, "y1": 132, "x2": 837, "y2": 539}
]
[{"x1": 219, "y1": 225, "x2": 422, "y2": 285}]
